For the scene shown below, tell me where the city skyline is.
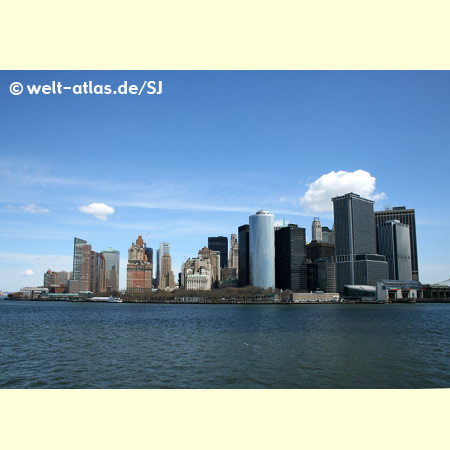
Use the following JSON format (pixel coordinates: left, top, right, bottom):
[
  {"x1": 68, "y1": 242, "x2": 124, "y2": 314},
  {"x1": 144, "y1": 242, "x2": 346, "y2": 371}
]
[{"x1": 1, "y1": 71, "x2": 450, "y2": 291}]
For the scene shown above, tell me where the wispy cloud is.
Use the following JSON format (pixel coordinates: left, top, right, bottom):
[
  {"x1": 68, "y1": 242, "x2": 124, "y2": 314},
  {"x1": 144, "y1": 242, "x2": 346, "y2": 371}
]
[
  {"x1": 20, "y1": 269, "x2": 35, "y2": 276},
  {"x1": 20, "y1": 204, "x2": 50, "y2": 214}
]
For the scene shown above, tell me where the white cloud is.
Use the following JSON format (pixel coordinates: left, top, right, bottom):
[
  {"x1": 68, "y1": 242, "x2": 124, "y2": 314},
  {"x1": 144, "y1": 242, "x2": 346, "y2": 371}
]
[
  {"x1": 20, "y1": 269, "x2": 35, "y2": 276},
  {"x1": 78, "y1": 203, "x2": 115, "y2": 221},
  {"x1": 299, "y1": 170, "x2": 387, "y2": 213}
]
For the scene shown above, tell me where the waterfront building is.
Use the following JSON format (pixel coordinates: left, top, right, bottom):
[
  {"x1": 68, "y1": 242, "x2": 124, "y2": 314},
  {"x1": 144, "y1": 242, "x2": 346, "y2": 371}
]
[
  {"x1": 374, "y1": 207, "x2": 419, "y2": 281},
  {"x1": 157, "y1": 243, "x2": 170, "y2": 284},
  {"x1": 238, "y1": 225, "x2": 250, "y2": 287},
  {"x1": 198, "y1": 247, "x2": 220, "y2": 287},
  {"x1": 127, "y1": 235, "x2": 153, "y2": 294},
  {"x1": 68, "y1": 237, "x2": 106, "y2": 294},
  {"x1": 377, "y1": 220, "x2": 412, "y2": 280},
  {"x1": 72, "y1": 237, "x2": 87, "y2": 284},
  {"x1": 306, "y1": 261, "x2": 319, "y2": 292},
  {"x1": 275, "y1": 224, "x2": 307, "y2": 292},
  {"x1": 312, "y1": 218, "x2": 323, "y2": 242},
  {"x1": 249, "y1": 210, "x2": 275, "y2": 289},
  {"x1": 208, "y1": 236, "x2": 228, "y2": 269},
  {"x1": 44, "y1": 269, "x2": 71, "y2": 288},
  {"x1": 159, "y1": 253, "x2": 175, "y2": 291},
  {"x1": 100, "y1": 247, "x2": 120, "y2": 292},
  {"x1": 316, "y1": 257, "x2": 336, "y2": 293},
  {"x1": 228, "y1": 234, "x2": 239, "y2": 270},
  {"x1": 332, "y1": 193, "x2": 388, "y2": 293},
  {"x1": 181, "y1": 257, "x2": 212, "y2": 290}
]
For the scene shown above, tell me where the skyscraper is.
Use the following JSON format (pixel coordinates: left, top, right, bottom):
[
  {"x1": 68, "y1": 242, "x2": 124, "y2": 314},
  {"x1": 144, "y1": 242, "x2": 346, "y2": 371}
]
[
  {"x1": 374, "y1": 207, "x2": 419, "y2": 281},
  {"x1": 100, "y1": 247, "x2": 120, "y2": 292},
  {"x1": 228, "y1": 234, "x2": 239, "y2": 269},
  {"x1": 249, "y1": 210, "x2": 275, "y2": 289},
  {"x1": 208, "y1": 236, "x2": 228, "y2": 269},
  {"x1": 127, "y1": 235, "x2": 153, "y2": 294},
  {"x1": 275, "y1": 224, "x2": 307, "y2": 292},
  {"x1": 377, "y1": 220, "x2": 412, "y2": 280},
  {"x1": 238, "y1": 225, "x2": 250, "y2": 287},
  {"x1": 332, "y1": 193, "x2": 388, "y2": 293},
  {"x1": 68, "y1": 237, "x2": 106, "y2": 293},
  {"x1": 157, "y1": 242, "x2": 170, "y2": 284},
  {"x1": 311, "y1": 217, "x2": 323, "y2": 242},
  {"x1": 72, "y1": 237, "x2": 87, "y2": 284},
  {"x1": 159, "y1": 253, "x2": 175, "y2": 290}
]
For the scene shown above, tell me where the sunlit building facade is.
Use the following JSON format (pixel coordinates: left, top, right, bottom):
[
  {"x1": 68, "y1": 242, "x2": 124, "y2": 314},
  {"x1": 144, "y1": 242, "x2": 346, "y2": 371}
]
[
  {"x1": 100, "y1": 247, "x2": 120, "y2": 292},
  {"x1": 249, "y1": 210, "x2": 275, "y2": 289}
]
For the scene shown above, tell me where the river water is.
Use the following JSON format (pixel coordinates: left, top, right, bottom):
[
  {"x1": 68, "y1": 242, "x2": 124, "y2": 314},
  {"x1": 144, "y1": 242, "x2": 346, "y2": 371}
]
[{"x1": 1, "y1": 299, "x2": 450, "y2": 388}]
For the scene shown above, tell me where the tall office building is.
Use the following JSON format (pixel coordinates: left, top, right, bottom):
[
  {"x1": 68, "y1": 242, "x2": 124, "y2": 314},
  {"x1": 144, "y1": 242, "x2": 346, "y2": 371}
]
[
  {"x1": 311, "y1": 218, "x2": 323, "y2": 242},
  {"x1": 332, "y1": 193, "x2": 388, "y2": 293},
  {"x1": 249, "y1": 210, "x2": 275, "y2": 289},
  {"x1": 72, "y1": 237, "x2": 87, "y2": 284},
  {"x1": 100, "y1": 247, "x2": 120, "y2": 292},
  {"x1": 238, "y1": 225, "x2": 250, "y2": 287},
  {"x1": 127, "y1": 235, "x2": 153, "y2": 294},
  {"x1": 321, "y1": 225, "x2": 335, "y2": 244},
  {"x1": 375, "y1": 207, "x2": 419, "y2": 281},
  {"x1": 316, "y1": 257, "x2": 336, "y2": 293},
  {"x1": 228, "y1": 234, "x2": 239, "y2": 269},
  {"x1": 208, "y1": 236, "x2": 228, "y2": 269},
  {"x1": 68, "y1": 237, "x2": 106, "y2": 293},
  {"x1": 157, "y1": 242, "x2": 170, "y2": 283},
  {"x1": 159, "y1": 253, "x2": 175, "y2": 290},
  {"x1": 377, "y1": 220, "x2": 412, "y2": 280},
  {"x1": 275, "y1": 224, "x2": 307, "y2": 292},
  {"x1": 306, "y1": 241, "x2": 335, "y2": 263}
]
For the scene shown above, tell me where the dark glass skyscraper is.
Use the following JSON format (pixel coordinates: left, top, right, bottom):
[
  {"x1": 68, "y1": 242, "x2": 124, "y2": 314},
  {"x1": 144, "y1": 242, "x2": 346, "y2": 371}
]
[
  {"x1": 208, "y1": 236, "x2": 228, "y2": 269},
  {"x1": 238, "y1": 225, "x2": 250, "y2": 287},
  {"x1": 332, "y1": 193, "x2": 388, "y2": 293},
  {"x1": 275, "y1": 224, "x2": 307, "y2": 292},
  {"x1": 375, "y1": 207, "x2": 419, "y2": 281}
]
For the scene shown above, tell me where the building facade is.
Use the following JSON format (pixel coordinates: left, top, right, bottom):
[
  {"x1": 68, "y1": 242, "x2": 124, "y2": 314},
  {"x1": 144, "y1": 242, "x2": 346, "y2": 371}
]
[
  {"x1": 157, "y1": 242, "x2": 170, "y2": 284},
  {"x1": 181, "y1": 257, "x2": 212, "y2": 290},
  {"x1": 306, "y1": 241, "x2": 335, "y2": 263},
  {"x1": 374, "y1": 207, "x2": 419, "y2": 281},
  {"x1": 332, "y1": 193, "x2": 388, "y2": 293},
  {"x1": 238, "y1": 225, "x2": 250, "y2": 287},
  {"x1": 275, "y1": 224, "x2": 307, "y2": 292},
  {"x1": 68, "y1": 237, "x2": 106, "y2": 294},
  {"x1": 249, "y1": 210, "x2": 275, "y2": 289},
  {"x1": 208, "y1": 236, "x2": 228, "y2": 269},
  {"x1": 228, "y1": 234, "x2": 239, "y2": 269},
  {"x1": 159, "y1": 253, "x2": 175, "y2": 290},
  {"x1": 100, "y1": 247, "x2": 120, "y2": 292},
  {"x1": 311, "y1": 217, "x2": 323, "y2": 242},
  {"x1": 127, "y1": 235, "x2": 153, "y2": 294},
  {"x1": 377, "y1": 220, "x2": 412, "y2": 280}
]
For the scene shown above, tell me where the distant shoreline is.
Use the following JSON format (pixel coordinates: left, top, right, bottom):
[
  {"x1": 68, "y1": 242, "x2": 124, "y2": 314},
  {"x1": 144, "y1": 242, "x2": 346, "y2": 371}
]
[{"x1": 2, "y1": 296, "x2": 450, "y2": 304}]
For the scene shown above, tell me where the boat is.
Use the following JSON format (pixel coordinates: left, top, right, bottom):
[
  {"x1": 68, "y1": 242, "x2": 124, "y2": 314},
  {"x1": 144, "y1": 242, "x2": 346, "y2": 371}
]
[{"x1": 88, "y1": 296, "x2": 123, "y2": 303}]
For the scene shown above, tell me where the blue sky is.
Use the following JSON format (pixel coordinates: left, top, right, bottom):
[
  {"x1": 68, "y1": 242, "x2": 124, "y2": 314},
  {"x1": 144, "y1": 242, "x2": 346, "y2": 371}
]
[{"x1": 1, "y1": 70, "x2": 449, "y2": 291}]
